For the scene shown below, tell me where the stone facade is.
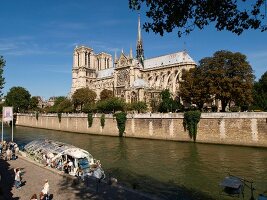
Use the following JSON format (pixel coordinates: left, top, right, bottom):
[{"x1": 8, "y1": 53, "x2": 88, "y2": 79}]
[
  {"x1": 71, "y1": 16, "x2": 196, "y2": 103},
  {"x1": 16, "y1": 112, "x2": 267, "y2": 147}
]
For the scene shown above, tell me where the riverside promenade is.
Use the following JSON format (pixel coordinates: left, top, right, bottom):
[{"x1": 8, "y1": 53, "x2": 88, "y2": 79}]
[{"x1": 0, "y1": 155, "x2": 159, "y2": 200}]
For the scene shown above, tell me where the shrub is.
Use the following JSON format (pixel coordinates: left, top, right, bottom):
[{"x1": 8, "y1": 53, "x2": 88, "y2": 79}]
[
  {"x1": 57, "y1": 112, "x2": 62, "y2": 123},
  {"x1": 36, "y1": 112, "x2": 39, "y2": 121},
  {"x1": 100, "y1": 114, "x2": 105, "y2": 128},
  {"x1": 114, "y1": 112, "x2": 127, "y2": 137},
  {"x1": 88, "y1": 113, "x2": 93, "y2": 127},
  {"x1": 183, "y1": 110, "x2": 201, "y2": 142}
]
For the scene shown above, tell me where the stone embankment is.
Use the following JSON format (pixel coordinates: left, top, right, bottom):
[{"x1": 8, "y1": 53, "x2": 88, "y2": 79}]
[
  {"x1": 16, "y1": 112, "x2": 267, "y2": 147},
  {"x1": 0, "y1": 155, "x2": 159, "y2": 200}
]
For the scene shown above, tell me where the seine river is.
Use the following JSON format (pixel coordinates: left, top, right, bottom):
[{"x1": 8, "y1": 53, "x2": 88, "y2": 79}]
[{"x1": 2, "y1": 125, "x2": 267, "y2": 199}]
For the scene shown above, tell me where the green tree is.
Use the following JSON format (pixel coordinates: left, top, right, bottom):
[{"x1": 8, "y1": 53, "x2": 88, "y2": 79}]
[
  {"x1": 252, "y1": 71, "x2": 267, "y2": 111},
  {"x1": 100, "y1": 89, "x2": 113, "y2": 100},
  {"x1": 158, "y1": 89, "x2": 179, "y2": 112},
  {"x1": 179, "y1": 68, "x2": 212, "y2": 110},
  {"x1": 96, "y1": 97, "x2": 125, "y2": 113},
  {"x1": 129, "y1": 0, "x2": 267, "y2": 37},
  {"x1": 54, "y1": 96, "x2": 67, "y2": 106},
  {"x1": 0, "y1": 56, "x2": 6, "y2": 97},
  {"x1": 5, "y1": 86, "x2": 31, "y2": 112},
  {"x1": 72, "y1": 88, "x2": 96, "y2": 111},
  {"x1": 29, "y1": 96, "x2": 39, "y2": 111},
  {"x1": 200, "y1": 50, "x2": 254, "y2": 112},
  {"x1": 57, "y1": 98, "x2": 73, "y2": 113},
  {"x1": 131, "y1": 101, "x2": 148, "y2": 113}
]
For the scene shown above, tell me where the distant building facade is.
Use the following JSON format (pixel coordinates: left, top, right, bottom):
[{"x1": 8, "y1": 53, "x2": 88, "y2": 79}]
[{"x1": 71, "y1": 16, "x2": 196, "y2": 104}]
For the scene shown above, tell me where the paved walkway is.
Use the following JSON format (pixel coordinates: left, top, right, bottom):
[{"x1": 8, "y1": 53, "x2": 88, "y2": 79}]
[{"x1": 0, "y1": 155, "x2": 159, "y2": 200}]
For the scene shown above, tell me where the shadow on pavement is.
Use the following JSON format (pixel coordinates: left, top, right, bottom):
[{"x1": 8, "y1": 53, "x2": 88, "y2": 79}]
[
  {"x1": 0, "y1": 158, "x2": 19, "y2": 200},
  {"x1": 56, "y1": 167, "x2": 215, "y2": 200}
]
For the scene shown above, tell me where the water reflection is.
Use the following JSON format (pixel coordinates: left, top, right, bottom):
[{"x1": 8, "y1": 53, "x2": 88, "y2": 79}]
[{"x1": 2, "y1": 125, "x2": 267, "y2": 199}]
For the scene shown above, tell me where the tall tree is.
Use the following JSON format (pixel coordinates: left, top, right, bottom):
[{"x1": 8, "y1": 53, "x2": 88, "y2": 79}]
[
  {"x1": 199, "y1": 50, "x2": 254, "y2": 112},
  {"x1": 29, "y1": 96, "x2": 39, "y2": 111},
  {"x1": 57, "y1": 99, "x2": 73, "y2": 113},
  {"x1": 129, "y1": 0, "x2": 267, "y2": 37},
  {"x1": 72, "y1": 88, "x2": 96, "y2": 111},
  {"x1": 252, "y1": 71, "x2": 267, "y2": 111},
  {"x1": 179, "y1": 68, "x2": 212, "y2": 110},
  {"x1": 100, "y1": 89, "x2": 113, "y2": 100},
  {"x1": 5, "y1": 86, "x2": 31, "y2": 112},
  {"x1": 0, "y1": 56, "x2": 6, "y2": 97},
  {"x1": 158, "y1": 89, "x2": 180, "y2": 112}
]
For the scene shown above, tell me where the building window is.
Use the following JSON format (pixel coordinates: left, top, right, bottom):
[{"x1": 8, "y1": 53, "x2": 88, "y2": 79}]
[
  {"x1": 88, "y1": 53, "x2": 90, "y2": 67},
  {"x1": 78, "y1": 53, "x2": 80, "y2": 66},
  {"x1": 85, "y1": 52, "x2": 87, "y2": 66}
]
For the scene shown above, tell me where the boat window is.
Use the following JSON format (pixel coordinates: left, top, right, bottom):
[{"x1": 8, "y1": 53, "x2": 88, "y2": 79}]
[{"x1": 78, "y1": 158, "x2": 89, "y2": 170}]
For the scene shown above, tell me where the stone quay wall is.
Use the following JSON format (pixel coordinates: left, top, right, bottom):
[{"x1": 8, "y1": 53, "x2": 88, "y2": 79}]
[{"x1": 16, "y1": 112, "x2": 267, "y2": 147}]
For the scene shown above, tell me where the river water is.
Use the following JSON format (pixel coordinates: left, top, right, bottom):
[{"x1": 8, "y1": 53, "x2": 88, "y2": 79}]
[{"x1": 2, "y1": 126, "x2": 267, "y2": 199}]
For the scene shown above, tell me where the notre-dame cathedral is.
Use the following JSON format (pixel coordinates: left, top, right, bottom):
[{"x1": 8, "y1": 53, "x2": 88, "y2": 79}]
[{"x1": 71, "y1": 16, "x2": 196, "y2": 104}]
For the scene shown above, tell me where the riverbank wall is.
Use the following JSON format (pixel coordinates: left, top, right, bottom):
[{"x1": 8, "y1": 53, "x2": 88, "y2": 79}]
[{"x1": 16, "y1": 112, "x2": 267, "y2": 147}]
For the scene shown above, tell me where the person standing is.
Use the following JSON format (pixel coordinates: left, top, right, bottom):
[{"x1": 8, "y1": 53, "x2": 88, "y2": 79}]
[
  {"x1": 6, "y1": 148, "x2": 12, "y2": 161},
  {"x1": 14, "y1": 144, "x2": 19, "y2": 159},
  {"x1": 41, "y1": 179, "x2": 49, "y2": 200},
  {"x1": 14, "y1": 168, "x2": 21, "y2": 189},
  {"x1": 0, "y1": 142, "x2": 2, "y2": 155}
]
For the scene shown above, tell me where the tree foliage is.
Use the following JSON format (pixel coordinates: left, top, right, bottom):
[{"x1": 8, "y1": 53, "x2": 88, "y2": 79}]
[
  {"x1": 130, "y1": 101, "x2": 148, "y2": 113},
  {"x1": 29, "y1": 96, "x2": 39, "y2": 111},
  {"x1": 57, "y1": 98, "x2": 73, "y2": 113},
  {"x1": 5, "y1": 86, "x2": 31, "y2": 112},
  {"x1": 129, "y1": 0, "x2": 267, "y2": 37},
  {"x1": 179, "y1": 68, "x2": 212, "y2": 110},
  {"x1": 72, "y1": 88, "x2": 96, "y2": 111},
  {"x1": 252, "y1": 71, "x2": 267, "y2": 111},
  {"x1": 0, "y1": 56, "x2": 5, "y2": 97},
  {"x1": 158, "y1": 89, "x2": 181, "y2": 112},
  {"x1": 180, "y1": 50, "x2": 254, "y2": 112},
  {"x1": 100, "y1": 89, "x2": 113, "y2": 100},
  {"x1": 96, "y1": 97, "x2": 125, "y2": 113}
]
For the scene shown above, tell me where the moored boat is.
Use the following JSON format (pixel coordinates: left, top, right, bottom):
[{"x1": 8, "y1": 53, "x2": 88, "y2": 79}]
[{"x1": 23, "y1": 139, "x2": 105, "y2": 179}]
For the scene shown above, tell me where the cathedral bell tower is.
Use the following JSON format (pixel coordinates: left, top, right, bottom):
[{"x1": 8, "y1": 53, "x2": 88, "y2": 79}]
[{"x1": 136, "y1": 15, "x2": 144, "y2": 67}]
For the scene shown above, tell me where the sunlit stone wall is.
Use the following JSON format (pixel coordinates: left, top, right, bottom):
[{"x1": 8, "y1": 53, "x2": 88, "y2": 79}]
[{"x1": 16, "y1": 112, "x2": 267, "y2": 147}]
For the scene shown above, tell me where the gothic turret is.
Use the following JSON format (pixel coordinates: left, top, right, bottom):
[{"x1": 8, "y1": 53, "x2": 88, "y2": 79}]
[{"x1": 136, "y1": 15, "x2": 144, "y2": 67}]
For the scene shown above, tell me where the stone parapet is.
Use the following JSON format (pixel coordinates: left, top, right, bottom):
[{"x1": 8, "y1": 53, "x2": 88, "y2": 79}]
[{"x1": 16, "y1": 112, "x2": 267, "y2": 147}]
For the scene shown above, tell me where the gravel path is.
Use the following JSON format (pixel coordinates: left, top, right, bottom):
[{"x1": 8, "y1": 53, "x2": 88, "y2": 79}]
[{"x1": 0, "y1": 155, "x2": 159, "y2": 200}]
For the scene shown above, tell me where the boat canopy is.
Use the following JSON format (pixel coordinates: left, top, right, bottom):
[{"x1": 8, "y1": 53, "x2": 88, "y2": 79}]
[{"x1": 24, "y1": 139, "x2": 94, "y2": 162}]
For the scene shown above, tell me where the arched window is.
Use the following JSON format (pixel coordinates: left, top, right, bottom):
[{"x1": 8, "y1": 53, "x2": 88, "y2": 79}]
[{"x1": 131, "y1": 91, "x2": 137, "y2": 103}]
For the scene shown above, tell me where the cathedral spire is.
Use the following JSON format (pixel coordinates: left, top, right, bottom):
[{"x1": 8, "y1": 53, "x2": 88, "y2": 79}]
[{"x1": 136, "y1": 14, "x2": 144, "y2": 67}]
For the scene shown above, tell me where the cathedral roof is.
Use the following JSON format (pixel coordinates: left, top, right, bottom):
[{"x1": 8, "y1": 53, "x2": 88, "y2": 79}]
[
  {"x1": 97, "y1": 68, "x2": 114, "y2": 79},
  {"x1": 144, "y1": 51, "x2": 196, "y2": 69}
]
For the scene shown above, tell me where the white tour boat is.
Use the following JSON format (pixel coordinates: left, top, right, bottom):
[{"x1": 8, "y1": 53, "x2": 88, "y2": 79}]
[{"x1": 23, "y1": 139, "x2": 105, "y2": 179}]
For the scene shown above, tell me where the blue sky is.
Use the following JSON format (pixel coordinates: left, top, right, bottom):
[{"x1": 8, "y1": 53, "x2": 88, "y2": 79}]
[{"x1": 0, "y1": 0, "x2": 266, "y2": 100}]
